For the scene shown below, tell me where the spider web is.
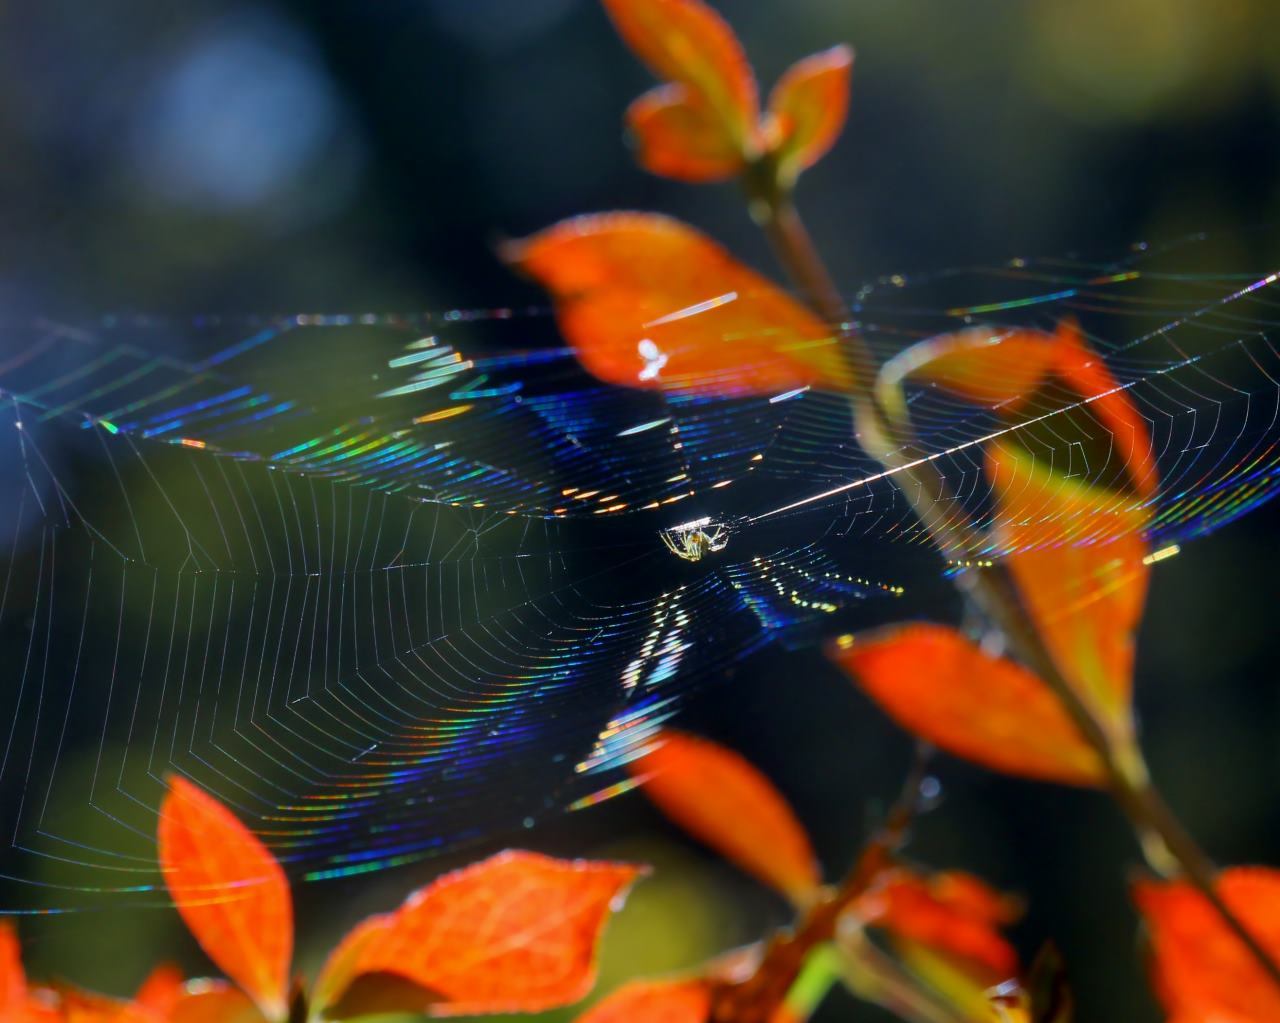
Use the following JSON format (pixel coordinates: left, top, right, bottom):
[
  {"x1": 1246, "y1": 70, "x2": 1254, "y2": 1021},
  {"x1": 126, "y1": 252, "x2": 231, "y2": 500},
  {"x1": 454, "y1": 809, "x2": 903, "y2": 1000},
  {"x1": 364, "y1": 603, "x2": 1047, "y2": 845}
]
[{"x1": 1, "y1": 235, "x2": 1278, "y2": 910}]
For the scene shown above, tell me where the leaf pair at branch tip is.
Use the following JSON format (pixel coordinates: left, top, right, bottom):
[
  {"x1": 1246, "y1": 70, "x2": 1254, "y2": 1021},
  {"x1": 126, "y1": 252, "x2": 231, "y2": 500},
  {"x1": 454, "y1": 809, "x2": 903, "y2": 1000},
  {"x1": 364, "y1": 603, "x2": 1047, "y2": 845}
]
[
  {"x1": 603, "y1": 0, "x2": 853, "y2": 188},
  {"x1": 158, "y1": 775, "x2": 644, "y2": 1021}
]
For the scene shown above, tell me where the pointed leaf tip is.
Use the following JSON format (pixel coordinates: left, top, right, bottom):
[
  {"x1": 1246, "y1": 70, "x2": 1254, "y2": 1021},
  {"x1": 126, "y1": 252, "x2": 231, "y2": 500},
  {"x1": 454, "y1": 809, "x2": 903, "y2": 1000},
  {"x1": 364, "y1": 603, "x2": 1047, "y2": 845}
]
[
  {"x1": 318, "y1": 850, "x2": 645, "y2": 1016},
  {"x1": 627, "y1": 730, "x2": 821, "y2": 904},
  {"x1": 157, "y1": 776, "x2": 292, "y2": 1018},
  {"x1": 828, "y1": 624, "x2": 1106, "y2": 787}
]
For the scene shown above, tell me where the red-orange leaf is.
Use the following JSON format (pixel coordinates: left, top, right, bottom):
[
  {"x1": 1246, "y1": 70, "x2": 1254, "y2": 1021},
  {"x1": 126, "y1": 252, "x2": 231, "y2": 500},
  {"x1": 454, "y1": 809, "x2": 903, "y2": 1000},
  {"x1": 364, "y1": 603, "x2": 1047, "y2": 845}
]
[
  {"x1": 877, "y1": 319, "x2": 1156, "y2": 497},
  {"x1": 875, "y1": 325, "x2": 1062, "y2": 423},
  {"x1": 1134, "y1": 867, "x2": 1280, "y2": 1022},
  {"x1": 157, "y1": 776, "x2": 292, "y2": 1019},
  {"x1": 320, "y1": 850, "x2": 644, "y2": 1016},
  {"x1": 601, "y1": 0, "x2": 758, "y2": 154},
  {"x1": 987, "y1": 440, "x2": 1149, "y2": 741},
  {"x1": 765, "y1": 46, "x2": 854, "y2": 186},
  {"x1": 575, "y1": 979, "x2": 711, "y2": 1023},
  {"x1": 626, "y1": 730, "x2": 821, "y2": 904},
  {"x1": 856, "y1": 869, "x2": 1021, "y2": 983},
  {"x1": 1050, "y1": 319, "x2": 1157, "y2": 499},
  {"x1": 627, "y1": 84, "x2": 746, "y2": 181},
  {"x1": 881, "y1": 319, "x2": 1155, "y2": 745},
  {"x1": 828, "y1": 624, "x2": 1105, "y2": 786},
  {"x1": 505, "y1": 213, "x2": 853, "y2": 397}
]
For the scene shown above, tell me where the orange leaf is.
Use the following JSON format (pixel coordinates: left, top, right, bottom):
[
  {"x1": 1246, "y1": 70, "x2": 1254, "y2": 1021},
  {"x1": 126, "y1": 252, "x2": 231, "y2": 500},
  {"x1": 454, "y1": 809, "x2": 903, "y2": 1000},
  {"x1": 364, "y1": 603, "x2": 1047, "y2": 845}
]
[
  {"x1": 168, "y1": 983, "x2": 267, "y2": 1023},
  {"x1": 321, "y1": 850, "x2": 644, "y2": 1016},
  {"x1": 627, "y1": 84, "x2": 746, "y2": 181},
  {"x1": 828, "y1": 624, "x2": 1106, "y2": 786},
  {"x1": 765, "y1": 46, "x2": 854, "y2": 186},
  {"x1": 875, "y1": 318, "x2": 1155, "y2": 751},
  {"x1": 875, "y1": 325, "x2": 1062, "y2": 422},
  {"x1": 1134, "y1": 867, "x2": 1280, "y2": 1022},
  {"x1": 856, "y1": 869, "x2": 1021, "y2": 983},
  {"x1": 157, "y1": 776, "x2": 293, "y2": 1018},
  {"x1": 133, "y1": 965, "x2": 184, "y2": 1017},
  {"x1": 626, "y1": 730, "x2": 821, "y2": 904},
  {"x1": 575, "y1": 979, "x2": 711, "y2": 1023},
  {"x1": 1050, "y1": 319, "x2": 1157, "y2": 499},
  {"x1": 986, "y1": 441, "x2": 1149, "y2": 739},
  {"x1": 601, "y1": 0, "x2": 758, "y2": 154},
  {"x1": 877, "y1": 319, "x2": 1156, "y2": 497},
  {"x1": 505, "y1": 213, "x2": 853, "y2": 397},
  {"x1": 978, "y1": 321, "x2": 1154, "y2": 752}
]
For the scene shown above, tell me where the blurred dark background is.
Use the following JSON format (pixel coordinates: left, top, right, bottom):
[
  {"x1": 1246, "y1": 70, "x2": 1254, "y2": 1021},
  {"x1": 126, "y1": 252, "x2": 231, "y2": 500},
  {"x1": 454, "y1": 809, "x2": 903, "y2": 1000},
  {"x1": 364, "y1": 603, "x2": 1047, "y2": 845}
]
[{"x1": 2, "y1": 1, "x2": 1279, "y2": 1019}]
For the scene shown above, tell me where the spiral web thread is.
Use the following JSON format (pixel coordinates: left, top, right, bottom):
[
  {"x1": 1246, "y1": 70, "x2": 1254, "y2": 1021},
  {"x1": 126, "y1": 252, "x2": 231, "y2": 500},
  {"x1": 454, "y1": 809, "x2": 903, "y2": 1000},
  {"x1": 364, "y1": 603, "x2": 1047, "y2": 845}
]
[{"x1": 0, "y1": 239, "x2": 1278, "y2": 909}]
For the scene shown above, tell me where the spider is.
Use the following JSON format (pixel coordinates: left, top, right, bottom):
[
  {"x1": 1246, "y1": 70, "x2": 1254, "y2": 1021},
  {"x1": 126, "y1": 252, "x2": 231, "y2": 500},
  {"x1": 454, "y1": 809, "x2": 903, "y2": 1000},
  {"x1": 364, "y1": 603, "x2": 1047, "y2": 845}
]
[{"x1": 659, "y1": 519, "x2": 729, "y2": 562}]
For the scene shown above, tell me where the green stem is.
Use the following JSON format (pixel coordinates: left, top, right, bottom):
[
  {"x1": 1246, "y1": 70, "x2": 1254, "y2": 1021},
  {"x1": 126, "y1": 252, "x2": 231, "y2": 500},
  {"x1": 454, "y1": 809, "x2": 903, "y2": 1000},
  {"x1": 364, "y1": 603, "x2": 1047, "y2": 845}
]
[
  {"x1": 779, "y1": 945, "x2": 843, "y2": 1022},
  {"x1": 747, "y1": 183, "x2": 1280, "y2": 994}
]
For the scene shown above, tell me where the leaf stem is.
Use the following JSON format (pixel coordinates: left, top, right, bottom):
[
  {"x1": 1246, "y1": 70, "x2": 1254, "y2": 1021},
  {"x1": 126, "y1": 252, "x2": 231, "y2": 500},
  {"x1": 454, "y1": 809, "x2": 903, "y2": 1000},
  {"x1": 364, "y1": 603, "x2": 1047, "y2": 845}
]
[
  {"x1": 747, "y1": 184, "x2": 1280, "y2": 995},
  {"x1": 834, "y1": 936, "x2": 969, "y2": 1023},
  {"x1": 962, "y1": 566, "x2": 1280, "y2": 991},
  {"x1": 755, "y1": 199, "x2": 847, "y2": 326}
]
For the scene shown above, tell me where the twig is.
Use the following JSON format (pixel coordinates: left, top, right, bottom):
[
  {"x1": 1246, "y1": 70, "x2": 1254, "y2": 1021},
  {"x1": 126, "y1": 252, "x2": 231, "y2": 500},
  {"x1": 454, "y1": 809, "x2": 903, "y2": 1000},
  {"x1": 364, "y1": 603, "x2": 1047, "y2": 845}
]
[
  {"x1": 746, "y1": 180, "x2": 1280, "y2": 994},
  {"x1": 709, "y1": 749, "x2": 933, "y2": 1022}
]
